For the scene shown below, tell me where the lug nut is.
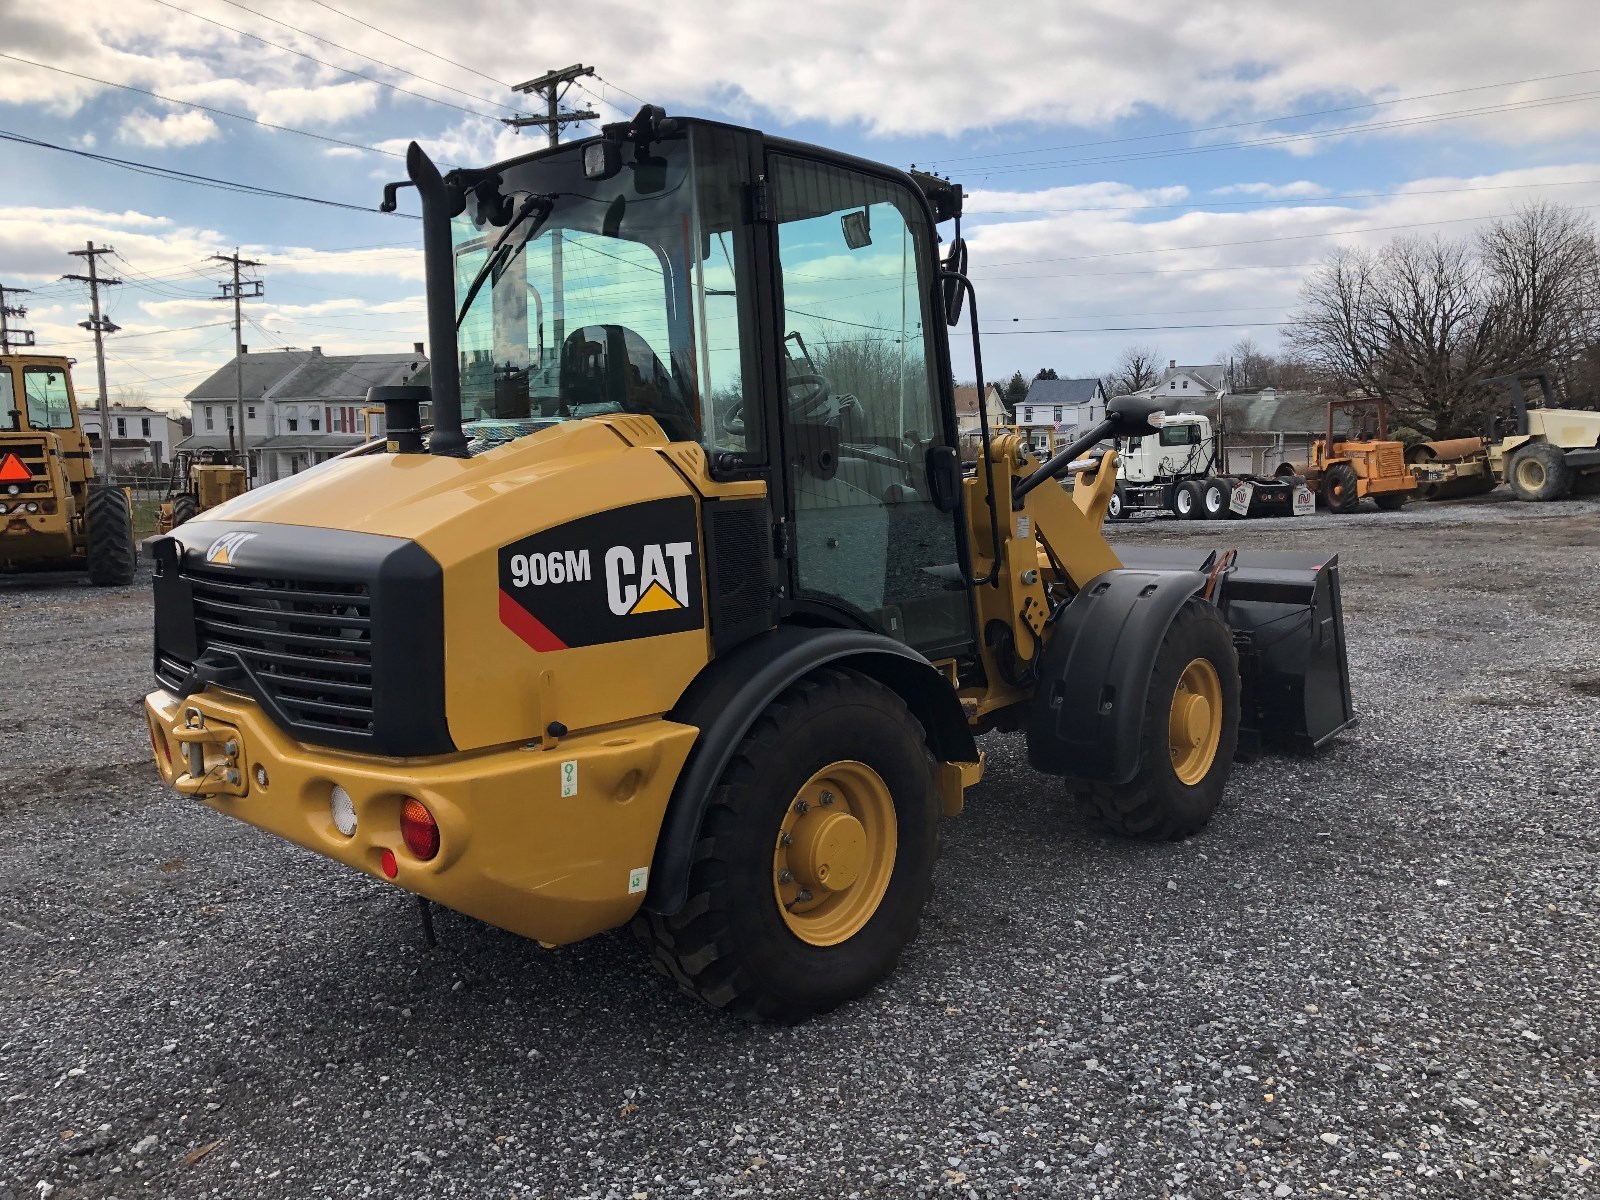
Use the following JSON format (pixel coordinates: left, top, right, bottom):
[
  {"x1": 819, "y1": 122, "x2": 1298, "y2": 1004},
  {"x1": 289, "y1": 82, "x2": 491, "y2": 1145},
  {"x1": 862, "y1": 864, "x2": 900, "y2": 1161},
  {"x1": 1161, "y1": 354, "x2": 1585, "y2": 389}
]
[
  {"x1": 777, "y1": 869, "x2": 794, "y2": 885},
  {"x1": 794, "y1": 799, "x2": 809, "y2": 814},
  {"x1": 779, "y1": 832, "x2": 793, "y2": 847},
  {"x1": 796, "y1": 888, "x2": 813, "y2": 903},
  {"x1": 819, "y1": 790, "x2": 835, "y2": 806}
]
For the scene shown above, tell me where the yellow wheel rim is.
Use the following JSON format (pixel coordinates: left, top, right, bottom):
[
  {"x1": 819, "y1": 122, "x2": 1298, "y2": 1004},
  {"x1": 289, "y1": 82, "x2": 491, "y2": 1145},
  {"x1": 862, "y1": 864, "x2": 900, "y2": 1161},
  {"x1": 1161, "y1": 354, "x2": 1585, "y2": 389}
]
[
  {"x1": 1168, "y1": 657, "x2": 1223, "y2": 786},
  {"x1": 773, "y1": 761, "x2": 897, "y2": 947},
  {"x1": 1517, "y1": 457, "x2": 1545, "y2": 489}
]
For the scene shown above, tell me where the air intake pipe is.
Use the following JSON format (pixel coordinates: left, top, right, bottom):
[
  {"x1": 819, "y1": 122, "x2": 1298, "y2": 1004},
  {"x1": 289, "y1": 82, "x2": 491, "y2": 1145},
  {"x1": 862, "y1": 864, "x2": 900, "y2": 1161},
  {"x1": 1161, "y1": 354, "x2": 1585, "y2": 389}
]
[{"x1": 382, "y1": 143, "x2": 469, "y2": 458}]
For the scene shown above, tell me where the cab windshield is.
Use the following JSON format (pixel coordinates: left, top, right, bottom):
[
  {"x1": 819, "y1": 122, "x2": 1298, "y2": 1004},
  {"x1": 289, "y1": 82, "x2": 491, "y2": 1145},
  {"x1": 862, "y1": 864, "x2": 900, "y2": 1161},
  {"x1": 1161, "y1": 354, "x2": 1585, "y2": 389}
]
[
  {"x1": 453, "y1": 126, "x2": 753, "y2": 455},
  {"x1": 23, "y1": 367, "x2": 76, "y2": 430}
]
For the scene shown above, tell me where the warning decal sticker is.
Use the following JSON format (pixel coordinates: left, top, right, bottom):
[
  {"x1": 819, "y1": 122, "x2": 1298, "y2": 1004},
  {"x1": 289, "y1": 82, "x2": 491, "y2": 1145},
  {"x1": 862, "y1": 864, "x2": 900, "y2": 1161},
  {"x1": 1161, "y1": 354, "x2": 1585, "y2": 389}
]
[{"x1": 497, "y1": 497, "x2": 703, "y2": 651}]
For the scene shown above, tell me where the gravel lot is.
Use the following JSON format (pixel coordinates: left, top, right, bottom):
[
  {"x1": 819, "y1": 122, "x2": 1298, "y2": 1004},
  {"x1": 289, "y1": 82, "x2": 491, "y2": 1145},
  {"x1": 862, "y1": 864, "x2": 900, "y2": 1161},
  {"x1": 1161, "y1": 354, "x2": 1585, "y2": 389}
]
[{"x1": 3, "y1": 492, "x2": 1598, "y2": 1200}]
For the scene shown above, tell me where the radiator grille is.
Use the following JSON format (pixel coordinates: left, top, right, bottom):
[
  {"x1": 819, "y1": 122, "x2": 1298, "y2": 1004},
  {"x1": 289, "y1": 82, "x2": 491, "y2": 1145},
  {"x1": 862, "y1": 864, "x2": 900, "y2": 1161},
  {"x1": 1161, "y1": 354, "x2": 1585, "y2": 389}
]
[
  {"x1": 1376, "y1": 444, "x2": 1406, "y2": 477},
  {"x1": 177, "y1": 568, "x2": 375, "y2": 735}
]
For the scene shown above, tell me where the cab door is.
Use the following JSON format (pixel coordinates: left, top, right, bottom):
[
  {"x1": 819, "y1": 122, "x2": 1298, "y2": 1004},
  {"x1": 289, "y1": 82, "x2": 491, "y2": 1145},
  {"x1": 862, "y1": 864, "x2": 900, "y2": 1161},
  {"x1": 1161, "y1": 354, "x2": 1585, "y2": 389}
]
[{"x1": 766, "y1": 151, "x2": 974, "y2": 660}]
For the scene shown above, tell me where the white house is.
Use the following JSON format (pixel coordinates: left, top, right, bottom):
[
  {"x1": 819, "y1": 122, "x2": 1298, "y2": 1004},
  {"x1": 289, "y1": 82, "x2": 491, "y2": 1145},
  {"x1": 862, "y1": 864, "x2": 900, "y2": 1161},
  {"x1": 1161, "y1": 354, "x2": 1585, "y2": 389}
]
[
  {"x1": 80, "y1": 404, "x2": 182, "y2": 468},
  {"x1": 1015, "y1": 377, "x2": 1108, "y2": 453},
  {"x1": 1135, "y1": 360, "x2": 1228, "y2": 408}
]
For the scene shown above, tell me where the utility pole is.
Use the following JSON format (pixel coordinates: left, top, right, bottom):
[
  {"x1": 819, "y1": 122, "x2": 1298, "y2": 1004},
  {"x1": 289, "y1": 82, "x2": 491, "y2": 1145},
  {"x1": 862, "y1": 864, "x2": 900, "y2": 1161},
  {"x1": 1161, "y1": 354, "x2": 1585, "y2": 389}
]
[
  {"x1": 503, "y1": 64, "x2": 598, "y2": 146},
  {"x1": 63, "y1": 243, "x2": 122, "y2": 477},
  {"x1": 1, "y1": 283, "x2": 36, "y2": 354},
  {"x1": 212, "y1": 251, "x2": 264, "y2": 485},
  {"x1": 503, "y1": 66, "x2": 597, "y2": 359}
]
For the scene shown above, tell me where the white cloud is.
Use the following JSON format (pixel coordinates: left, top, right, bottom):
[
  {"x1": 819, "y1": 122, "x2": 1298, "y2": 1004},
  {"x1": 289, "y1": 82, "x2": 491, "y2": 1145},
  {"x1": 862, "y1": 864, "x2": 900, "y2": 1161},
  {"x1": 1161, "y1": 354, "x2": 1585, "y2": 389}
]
[
  {"x1": 249, "y1": 82, "x2": 380, "y2": 127},
  {"x1": 1213, "y1": 181, "x2": 1330, "y2": 198},
  {"x1": 119, "y1": 109, "x2": 219, "y2": 148}
]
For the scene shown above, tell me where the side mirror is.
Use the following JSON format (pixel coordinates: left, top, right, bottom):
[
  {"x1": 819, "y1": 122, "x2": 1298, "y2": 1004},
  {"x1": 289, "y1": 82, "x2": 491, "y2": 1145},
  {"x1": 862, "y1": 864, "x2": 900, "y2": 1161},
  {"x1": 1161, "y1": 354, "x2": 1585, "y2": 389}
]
[
  {"x1": 941, "y1": 238, "x2": 968, "y2": 327},
  {"x1": 1105, "y1": 394, "x2": 1167, "y2": 438},
  {"x1": 925, "y1": 444, "x2": 962, "y2": 513},
  {"x1": 841, "y1": 208, "x2": 872, "y2": 249}
]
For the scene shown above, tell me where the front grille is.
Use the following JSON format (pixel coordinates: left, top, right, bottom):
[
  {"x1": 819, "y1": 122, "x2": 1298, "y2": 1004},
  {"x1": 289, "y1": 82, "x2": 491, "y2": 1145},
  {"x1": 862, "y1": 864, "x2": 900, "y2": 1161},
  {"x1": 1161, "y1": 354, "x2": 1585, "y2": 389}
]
[{"x1": 182, "y1": 568, "x2": 375, "y2": 736}]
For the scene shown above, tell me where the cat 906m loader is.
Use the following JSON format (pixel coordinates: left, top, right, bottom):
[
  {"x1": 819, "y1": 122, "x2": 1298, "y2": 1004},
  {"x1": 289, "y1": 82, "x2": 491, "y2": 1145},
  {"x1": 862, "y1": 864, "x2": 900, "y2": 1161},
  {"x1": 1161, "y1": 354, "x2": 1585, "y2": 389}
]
[{"x1": 144, "y1": 109, "x2": 1353, "y2": 1021}]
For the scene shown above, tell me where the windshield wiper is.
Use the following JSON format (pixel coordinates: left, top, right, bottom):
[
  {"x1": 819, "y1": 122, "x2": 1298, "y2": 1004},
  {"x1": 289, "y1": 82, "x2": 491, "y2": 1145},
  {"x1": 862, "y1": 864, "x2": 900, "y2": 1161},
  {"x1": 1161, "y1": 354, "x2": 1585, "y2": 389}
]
[{"x1": 455, "y1": 192, "x2": 554, "y2": 328}]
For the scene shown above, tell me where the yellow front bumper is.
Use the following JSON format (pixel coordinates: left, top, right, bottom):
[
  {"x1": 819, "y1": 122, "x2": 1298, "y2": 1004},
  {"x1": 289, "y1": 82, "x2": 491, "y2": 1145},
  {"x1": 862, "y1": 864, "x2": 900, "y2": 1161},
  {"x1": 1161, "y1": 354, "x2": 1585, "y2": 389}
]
[{"x1": 144, "y1": 688, "x2": 698, "y2": 946}]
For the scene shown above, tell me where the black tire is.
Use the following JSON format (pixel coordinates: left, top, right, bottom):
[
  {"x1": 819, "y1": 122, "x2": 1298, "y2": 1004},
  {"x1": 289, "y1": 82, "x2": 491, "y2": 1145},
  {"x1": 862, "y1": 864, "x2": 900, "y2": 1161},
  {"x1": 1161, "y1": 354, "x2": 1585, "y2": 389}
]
[
  {"x1": 1372, "y1": 492, "x2": 1407, "y2": 511},
  {"x1": 1506, "y1": 442, "x2": 1572, "y2": 502},
  {"x1": 1322, "y1": 462, "x2": 1360, "y2": 513},
  {"x1": 1172, "y1": 480, "x2": 1203, "y2": 519},
  {"x1": 170, "y1": 493, "x2": 199, "y2": 527},
  {"x1": 85, "y1": 485, "x2": 136, "y2": 587},
  {"x1": 1107, "y1": 482, "x2": 1128, "y2": 520},
  {"x1": 1073, "y1": 599, "x2": 1240, "y2": 841},
  {"x1": 636, "y1": 668, "x2": 940, "y2": 1022},
  {"x1": 1200, "y1": 477, "x2": 1232, "y2": 520}
]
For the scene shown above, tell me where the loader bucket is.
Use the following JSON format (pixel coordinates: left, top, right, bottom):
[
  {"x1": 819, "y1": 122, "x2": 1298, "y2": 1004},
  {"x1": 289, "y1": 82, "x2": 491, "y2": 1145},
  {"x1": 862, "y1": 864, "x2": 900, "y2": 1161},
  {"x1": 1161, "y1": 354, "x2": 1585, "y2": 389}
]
[
  {"x1": 1115, "y1": 547, "x2": 1355, "y2": 753},
  {"x1": 1406, "y1": 439, "x2": 1497, "y2": 501}
]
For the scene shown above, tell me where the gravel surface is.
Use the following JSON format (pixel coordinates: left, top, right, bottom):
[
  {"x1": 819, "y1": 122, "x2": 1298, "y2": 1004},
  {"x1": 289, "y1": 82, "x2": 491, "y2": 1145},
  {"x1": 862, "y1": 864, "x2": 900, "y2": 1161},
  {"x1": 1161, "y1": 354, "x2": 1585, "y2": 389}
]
[{"x1": 2, "y1": 491, "x2": 1598, "y2": 1199}]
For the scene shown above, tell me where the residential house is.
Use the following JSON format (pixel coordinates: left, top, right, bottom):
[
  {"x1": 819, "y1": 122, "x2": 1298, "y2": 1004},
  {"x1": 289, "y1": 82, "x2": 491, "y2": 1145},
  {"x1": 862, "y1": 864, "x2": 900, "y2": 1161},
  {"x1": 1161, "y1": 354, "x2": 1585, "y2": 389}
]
[
  {"x1": 1015, "y1": 377, "x2": 1107, "y2": 454},
  {"x1": 80, "y1": 404, "x2": 182, "y2": 469},
  {"x1": 180, "y1": 344, "x2": 427, "y2": 483},
  {"x1": 953, "y1": 383, "x2": 1008, "y2": 456},
  {"x1": 1135, "y1": 360, "x2": 1229, "y2": 407}
]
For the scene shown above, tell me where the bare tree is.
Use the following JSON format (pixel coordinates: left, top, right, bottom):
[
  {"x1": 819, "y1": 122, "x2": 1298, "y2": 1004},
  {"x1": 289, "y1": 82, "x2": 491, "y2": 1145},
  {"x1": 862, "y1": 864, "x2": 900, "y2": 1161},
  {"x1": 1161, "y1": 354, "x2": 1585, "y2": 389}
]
[
  {"x1": 1103, "y1": 344, "x2": 1162, "y2": 396},
  {"x1": 1290, "y1": 204, "x2": 1600, "y2": 436}
]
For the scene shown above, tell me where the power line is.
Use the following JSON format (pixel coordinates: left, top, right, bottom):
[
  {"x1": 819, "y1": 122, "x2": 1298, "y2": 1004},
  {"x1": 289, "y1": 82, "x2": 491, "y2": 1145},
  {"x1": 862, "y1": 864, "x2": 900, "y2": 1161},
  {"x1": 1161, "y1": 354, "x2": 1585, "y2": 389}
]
[
  {"x1": 979, "y1": 204, "x2": 1600, "y2": 270},
  {"x1": 967, "y1": 177, "x2": 1600, "y2": 217},
  {"x1": 982, "y1": 321, "x2": 1292, "y2": 335},
  {"x1": 0, "y1": 129, "x2": 417, "y2": 217},
  {"x1": 921, "y1": 67, "x2": 1600, "y2": 167},
  {"x1": 62, "y1": 242, "x2": 122, "y2": 475},
  {"x1": 145, "y1": 0, "x2": 506, "y2": 124},
  {"x1": 208, "y1": 0, "x2": 521, "y2": 113},
  {"x1": 969, "y1": 90, "x2": 1600, "y2": 176},
  {"x1": 0, "y1": 53, "x2": 407, "y2": 160},
  {"x1": 301, "y1": 0, "x2": 510, "y2": 89}
]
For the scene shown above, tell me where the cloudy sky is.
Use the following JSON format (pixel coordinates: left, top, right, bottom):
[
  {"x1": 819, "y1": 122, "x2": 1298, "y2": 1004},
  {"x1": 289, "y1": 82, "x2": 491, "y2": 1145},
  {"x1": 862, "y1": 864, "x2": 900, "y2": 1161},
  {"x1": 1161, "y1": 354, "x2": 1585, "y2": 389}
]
[{"x1": 2, "y1": 0, "x2": 1597, "y2": 411}]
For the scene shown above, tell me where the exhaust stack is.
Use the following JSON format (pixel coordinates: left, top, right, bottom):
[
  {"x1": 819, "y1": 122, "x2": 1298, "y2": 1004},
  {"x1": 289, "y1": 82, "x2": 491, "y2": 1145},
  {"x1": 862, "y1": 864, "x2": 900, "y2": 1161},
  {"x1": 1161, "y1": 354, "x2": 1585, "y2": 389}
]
[{"x1": 381, "y1": 143, "x2": 469, "y2": 458}]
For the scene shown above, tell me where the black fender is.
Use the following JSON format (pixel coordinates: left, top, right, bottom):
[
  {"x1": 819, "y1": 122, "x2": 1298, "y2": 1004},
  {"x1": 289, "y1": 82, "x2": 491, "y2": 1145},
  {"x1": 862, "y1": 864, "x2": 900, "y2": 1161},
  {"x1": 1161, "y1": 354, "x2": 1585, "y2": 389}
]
[
  {"x1": 1027, "y1": 569, "x2": 1207, "y2": 784},
  {"x1": 644, "y1": 625, "x2": 977, "y2": 916}
]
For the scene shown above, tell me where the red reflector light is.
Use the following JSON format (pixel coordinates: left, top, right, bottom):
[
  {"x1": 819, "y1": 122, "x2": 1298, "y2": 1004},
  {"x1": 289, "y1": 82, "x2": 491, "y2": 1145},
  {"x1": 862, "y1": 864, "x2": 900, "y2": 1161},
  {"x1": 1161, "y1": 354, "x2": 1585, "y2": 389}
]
[
  {"x1": 0, "y1": 454, "x2": 29, "y2": 483},
  {"x1": 400, "y1": 798, "x2": 439, "y2": 861},
  {"x1": 379, "y1": 849, "x2": 398, "y2": 879}
]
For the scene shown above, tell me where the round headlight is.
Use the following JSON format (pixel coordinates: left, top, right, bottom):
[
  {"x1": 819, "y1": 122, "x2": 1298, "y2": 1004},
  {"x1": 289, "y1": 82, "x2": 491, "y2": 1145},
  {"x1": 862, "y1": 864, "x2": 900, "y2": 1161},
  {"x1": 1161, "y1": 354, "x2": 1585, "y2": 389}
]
[
  {"x1": 5, "y1": 484, "x2": 18, "y2": 496},
  {"x1": 25, "y1": 502, "x2": 38, "y2": 513},
  {"x1": 0, "y1": 503, "x2": 7, "y2": 514}
]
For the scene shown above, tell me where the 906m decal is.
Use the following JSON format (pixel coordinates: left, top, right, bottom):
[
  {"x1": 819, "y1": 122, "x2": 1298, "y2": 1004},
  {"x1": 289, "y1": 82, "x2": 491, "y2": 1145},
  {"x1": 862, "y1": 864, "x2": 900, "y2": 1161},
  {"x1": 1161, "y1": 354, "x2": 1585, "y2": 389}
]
[{"x1": 497, "y1": 497, "x2": 703, "y2": 651}]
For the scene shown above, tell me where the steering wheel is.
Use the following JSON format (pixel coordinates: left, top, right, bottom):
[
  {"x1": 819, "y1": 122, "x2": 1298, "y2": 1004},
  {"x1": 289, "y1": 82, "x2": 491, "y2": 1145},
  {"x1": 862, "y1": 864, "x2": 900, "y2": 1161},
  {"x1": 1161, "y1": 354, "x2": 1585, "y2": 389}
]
[{"x1": 721, "y1": 370, "x2": 838, "y2": 437}]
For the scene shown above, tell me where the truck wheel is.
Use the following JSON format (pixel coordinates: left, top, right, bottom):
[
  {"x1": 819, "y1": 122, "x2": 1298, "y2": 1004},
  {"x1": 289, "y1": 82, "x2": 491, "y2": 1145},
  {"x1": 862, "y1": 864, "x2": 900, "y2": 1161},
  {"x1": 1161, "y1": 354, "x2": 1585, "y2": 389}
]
[
  {"x1": 85, "y1": 485, "x2": 136, "y2": 587},
  {"x1": 1075, "y1": 599, "x2": 1240, "y2": 840},
  {"x1": 1201, "y1": 478, "x2": 1231, "y2": 520},
  {"x1": 637, "y1": 668, "x2": 939, "y2": 1022},
  {"x1": 1507, "y1": 442, "x2": 1572, "y2": 501},
  {"x1": 170, "y1": 493, "x2": 198, "y2": 527},
  {"x1": 1322, "y1": 463, "x2": 1360, "y2": 513},
  {"x1": 1107, "y1": 483, "x2": 1128, "y2": 520},
  {"x1": 1373, "y1": 492, "x2": 1407, "y2": 511},
  {"x1": 1172, "y1": 481, "x2": 1203, "y2": 519}
]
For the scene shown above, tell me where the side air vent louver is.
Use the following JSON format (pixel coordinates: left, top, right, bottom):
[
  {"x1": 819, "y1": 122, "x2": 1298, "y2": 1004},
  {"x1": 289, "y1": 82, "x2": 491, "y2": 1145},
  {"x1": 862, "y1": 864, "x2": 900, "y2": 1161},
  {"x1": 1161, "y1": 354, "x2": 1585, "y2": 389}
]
[{"x1": 702, "y1": 498, "x2": 772, "y2": 652}]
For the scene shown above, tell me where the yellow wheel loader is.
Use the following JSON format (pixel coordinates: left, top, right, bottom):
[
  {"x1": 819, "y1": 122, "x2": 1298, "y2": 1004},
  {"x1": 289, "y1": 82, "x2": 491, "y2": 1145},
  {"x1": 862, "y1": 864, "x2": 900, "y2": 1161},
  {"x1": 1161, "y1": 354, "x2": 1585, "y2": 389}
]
[
  {"x1": 143, "y1": 110, "x2": 1353, "y2": 1021},
  {"x1": 1, "y1": 352, "x2": 136, "y2": 584},
  {"x1": 1279, "y1": 398, "x2": 1416, "y2": 513},
  {"x1": 156, "y1": 448, "x2": 248, "y2": 533},
  {"x1": 1408, "y1": 369, "x2": 1600, "y2": 501}
]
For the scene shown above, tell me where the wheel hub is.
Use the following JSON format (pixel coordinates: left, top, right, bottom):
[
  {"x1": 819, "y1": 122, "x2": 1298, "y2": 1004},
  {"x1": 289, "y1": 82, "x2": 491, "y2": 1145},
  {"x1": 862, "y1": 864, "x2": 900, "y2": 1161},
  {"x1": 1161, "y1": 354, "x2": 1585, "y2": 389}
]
[
  {"x1": 772, "y1": 761, "x2": 898, "y2": 947},
  {"x1": 1168, "y1": 658, "x2": 1223, "y2": 786},
  {"x1": 789, "y1": 810, "x2": 866, "y2": 891}
]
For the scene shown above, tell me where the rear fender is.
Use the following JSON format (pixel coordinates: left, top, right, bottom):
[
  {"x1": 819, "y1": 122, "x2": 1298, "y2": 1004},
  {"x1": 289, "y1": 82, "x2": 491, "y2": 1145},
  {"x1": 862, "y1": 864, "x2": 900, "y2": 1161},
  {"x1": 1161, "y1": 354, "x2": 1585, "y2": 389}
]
[
  {"x1": 1027, "y1": 569, "x2": 1206, "y2": 784},
  {"x1": 644, "y1": 625, "x2": 977, "y2": 916}
]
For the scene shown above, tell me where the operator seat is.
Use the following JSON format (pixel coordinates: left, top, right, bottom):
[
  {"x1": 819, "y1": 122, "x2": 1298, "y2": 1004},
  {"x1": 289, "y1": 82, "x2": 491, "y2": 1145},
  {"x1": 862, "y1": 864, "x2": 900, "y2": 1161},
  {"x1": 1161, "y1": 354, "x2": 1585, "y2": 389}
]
[{"x1": 560, "y1": 324, "x2": 697, "y2": 443}]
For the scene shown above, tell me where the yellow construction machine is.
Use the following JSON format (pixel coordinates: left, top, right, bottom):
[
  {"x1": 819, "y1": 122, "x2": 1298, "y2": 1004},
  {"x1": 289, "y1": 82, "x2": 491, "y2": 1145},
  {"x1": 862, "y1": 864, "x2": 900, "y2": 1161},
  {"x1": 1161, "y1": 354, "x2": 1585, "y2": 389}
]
[
  {"x1": 1, "y1": 352, "x2": 136, "y2": 584},
  {"x1": 1408, "y1": 369, "x2": 1600, "y2": 501},
  {"x1": 1279, "y1": 398, "x2": 1416, "y2": 513},
  {"x1": 157, "y1": 448, "x2": 247, "y2": 532},
  {"x1": 143, "y1": 110, "x2": 1353, "y2": 1020}
]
